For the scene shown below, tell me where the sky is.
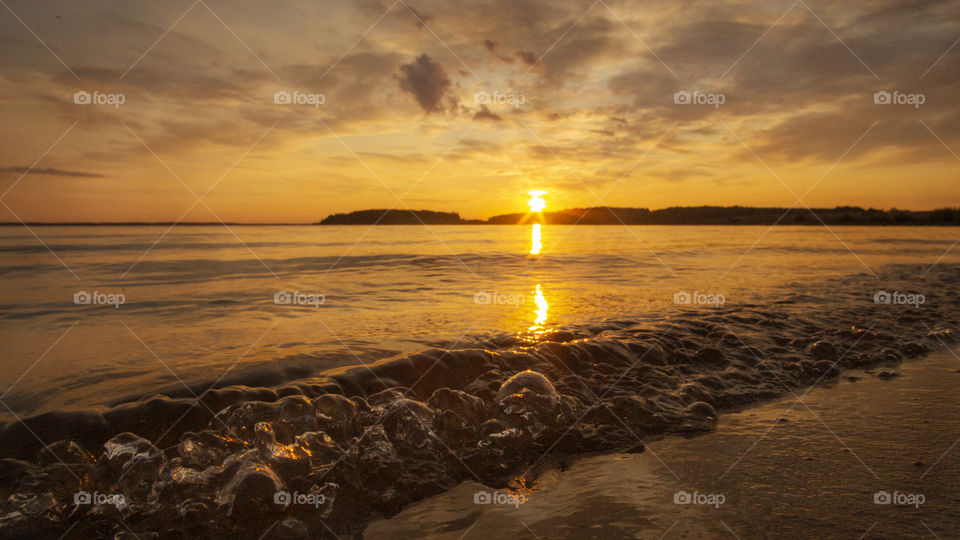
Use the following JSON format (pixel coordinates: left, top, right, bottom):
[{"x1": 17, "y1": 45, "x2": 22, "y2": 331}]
[{"x1": 0, "y1": 0, "x2": 958, "y2": 222}]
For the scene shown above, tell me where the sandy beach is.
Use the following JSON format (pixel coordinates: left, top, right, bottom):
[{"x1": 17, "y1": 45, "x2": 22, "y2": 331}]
[{"x1": 366, "y1": 348, "x2": 960, "y2": 539}]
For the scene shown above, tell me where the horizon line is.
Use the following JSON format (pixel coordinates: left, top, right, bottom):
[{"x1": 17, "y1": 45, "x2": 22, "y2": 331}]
[{"x1": 3, "y1": 203, "x2": 958, "y2": 226}]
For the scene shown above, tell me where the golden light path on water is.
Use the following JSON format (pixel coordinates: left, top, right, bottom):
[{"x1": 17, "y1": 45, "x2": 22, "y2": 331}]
[
  {"x1": 533, "y1": 284, "x2": 548, "y2": 326},
  {"x1": 525, "y1": 229, "x2": 547, "y2": 338},
  {"x1": 522, "y1": 283, "x2": 549, "y2": 341},
  {"x1": 525, "y1": 190, "x2": 548, "y2": 338}
]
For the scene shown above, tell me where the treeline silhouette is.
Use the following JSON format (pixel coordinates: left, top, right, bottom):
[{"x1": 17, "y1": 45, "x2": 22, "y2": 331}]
[
  {"x1": 318, "y1": 206, "x2": 960, "y2": 225},
  {"x1": 318, "y1": 209, "x2": 482, "y2": 225}
]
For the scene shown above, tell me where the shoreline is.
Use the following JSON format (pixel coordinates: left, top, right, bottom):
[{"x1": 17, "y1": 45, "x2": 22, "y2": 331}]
[{"x1": 366, "y1": 348, "x2": 960, "y2": 539}]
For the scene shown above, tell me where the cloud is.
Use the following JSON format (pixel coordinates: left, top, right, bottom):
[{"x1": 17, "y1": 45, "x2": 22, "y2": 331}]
[
  {"x1": 395, "y1": 54, "x2": 456, "y2": 114},
  {"x1": 473, "y1": 104, "x2": 501, "y2": 121},
  {"x1": 535, "y1": 18, "x2": 617, "y2": 82},
  {"x1": 483, "y1": 39, "x2": 514, "y2": 63},
  {"x1": 0, "y1": 166, "x2": 105, "y2": 178},
  {"x1": 2, "y1": 0, "x2": 960, "y2": 219},
  {"x1": 515, "y1": 51, "x2": 538, "y2": 66},
  {"x1": 405, "y1": 5, "x2": 432, "y2": 28}
]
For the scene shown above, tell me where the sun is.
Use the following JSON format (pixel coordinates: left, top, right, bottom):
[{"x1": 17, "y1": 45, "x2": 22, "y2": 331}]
[{"x1": 527, "y1": 190, "x2": 547, "y2": 213}]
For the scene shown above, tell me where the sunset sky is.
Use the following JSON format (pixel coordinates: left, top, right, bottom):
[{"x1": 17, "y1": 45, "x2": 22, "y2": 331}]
[{"x1": 1, "y1": 0, "x2": 958, "y2": 222}]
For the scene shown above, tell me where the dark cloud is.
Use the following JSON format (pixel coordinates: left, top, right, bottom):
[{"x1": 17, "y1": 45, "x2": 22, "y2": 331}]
[
  {"x1": 483, "y1": 39, "x2": 514, "y2": 63},
  {"x1": 473, "y1": 105, "x2": 501, "y2": 121},
  {"x1": 0, "y1": 166, "x2": 105, "y2": 178},
  {"x1": 515, "y1": 51, "x2": 538, "y2": 66},
  {"x1": 395, "y1": 54, "x2": 456, "y2": 114}
]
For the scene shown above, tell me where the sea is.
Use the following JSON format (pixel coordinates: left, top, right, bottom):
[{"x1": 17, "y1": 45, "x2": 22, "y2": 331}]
[{"x1": 0, "y1": 224, "x2": 957, "y2": 537}]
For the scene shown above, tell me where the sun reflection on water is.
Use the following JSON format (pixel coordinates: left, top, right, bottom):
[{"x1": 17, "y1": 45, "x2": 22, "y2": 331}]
[
  {"x1": 533, "y1": 284, "x2": 547, "y2": 326},
  {"x1": 530, "y1": 224, "x2": 542, "y2": 255},
  {"x1": 518, "y1": 284, "x2": 549, "y2": 343}
]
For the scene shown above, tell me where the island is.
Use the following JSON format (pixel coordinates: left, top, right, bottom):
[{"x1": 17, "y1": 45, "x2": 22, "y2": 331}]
[{"x1": 316, "y1": 206, "x2": 960, "y2": 226}]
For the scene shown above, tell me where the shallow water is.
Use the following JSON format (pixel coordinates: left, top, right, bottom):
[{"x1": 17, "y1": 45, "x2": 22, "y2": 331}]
[
  {"x1": 0, "y1": 225, "x2": 958, "y2": 538},
  {"x1": 0, "y1": 225, "x2": 955, "y2": 417}
]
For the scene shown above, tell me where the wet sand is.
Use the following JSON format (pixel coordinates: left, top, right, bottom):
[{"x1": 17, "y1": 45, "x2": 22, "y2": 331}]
[{"x1": 365, "y1": 348, "x2": 960, "y2": 539}]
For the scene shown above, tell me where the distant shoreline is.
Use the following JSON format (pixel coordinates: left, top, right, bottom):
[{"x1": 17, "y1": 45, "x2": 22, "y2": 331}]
[
  {"x1": 4, "y1": 205, "x2": 960, "y2": 226},
  {"x1": 0, "y1": 222, "x2": 305, "y2": 226}
]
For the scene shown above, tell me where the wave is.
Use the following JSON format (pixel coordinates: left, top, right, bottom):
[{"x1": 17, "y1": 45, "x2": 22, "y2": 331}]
[{"x1": 1, "y1": 268, "x2": 958, "y2": 538}]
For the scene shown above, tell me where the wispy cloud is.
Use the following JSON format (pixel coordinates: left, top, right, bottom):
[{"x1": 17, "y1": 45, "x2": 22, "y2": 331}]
[{"x1": 0, "y1": 166, "x2": 105, "y2": 178}]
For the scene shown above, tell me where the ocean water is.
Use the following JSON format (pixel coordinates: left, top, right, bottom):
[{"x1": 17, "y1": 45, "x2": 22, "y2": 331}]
[
  {"x1": 0, "y1": 224, "x2": 958, "y2": 537},
  {"x1": 0, "y1": 224, "x2": 953, "y2": 418}
]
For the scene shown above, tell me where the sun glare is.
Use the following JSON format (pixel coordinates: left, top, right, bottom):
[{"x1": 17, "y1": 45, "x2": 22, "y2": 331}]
[
  {"x1": 527, "y1": 191, "x2": 547, "y2": 213},
  {"x1": 533, "y1": 284, "x2": 548, "y2": 326}
]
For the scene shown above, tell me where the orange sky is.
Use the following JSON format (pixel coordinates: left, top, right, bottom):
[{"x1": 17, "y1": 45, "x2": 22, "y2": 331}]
[{"x1": 1, "y1": 0, "x2": 958, "y2": 222}]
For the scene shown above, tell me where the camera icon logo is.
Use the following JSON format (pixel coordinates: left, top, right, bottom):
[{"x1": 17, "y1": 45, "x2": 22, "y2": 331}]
[
  {"x1": 674, "y1": 490, "x2": 692, "y2": 504},
  {"x1": 474, "y1": 292, "x2": 492, "y2": 305},
  {"x1": 873, "y1": 291, "x2": 891, "y2": 304},
  {"x1": 274, "y1": 490, "x2": 291, "y2": 506},
  {"x1": 73, "y1": 91, "x2": 91, "y2": 105},
  {"x1": 473, "y1": 490, "x2": 492, "y2": 504},
  {"x1": 274, "y1": 291, "x2": 293, "y2": 305},
  {"x1": 674, "y1": 291, "x2": 692, "y2": 304},
  {"x1": 873, "y1": 91, "x2": 891, "y2": 105},
  {"x1": 74, "y1": 291, "x2": 92, "y2": 305},
  {"x1": 74, "y1": 491, "x2": 92, "y2": 505},
  {"x1": 274, "y1": 91, "x2": 292, "y2": 105},
  {"x1": 474, "y1": 91, "x2": 491, "y2": 105},
  {"x1": 673, "y1": 91, "x2": 691, "y2": 105},
  {"x1": 874, "y1": 491, "x2": 891, "y2": 504}
]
